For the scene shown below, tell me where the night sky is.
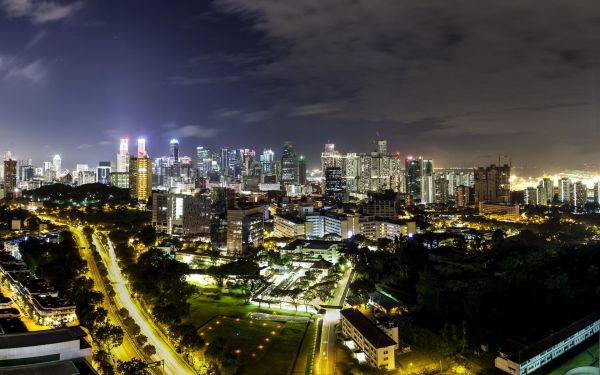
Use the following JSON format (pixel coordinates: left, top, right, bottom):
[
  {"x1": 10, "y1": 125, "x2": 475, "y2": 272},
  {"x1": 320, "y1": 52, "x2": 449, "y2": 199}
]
[{"x1": 1, "y1": 0, "x2": 599, "y2": 172}]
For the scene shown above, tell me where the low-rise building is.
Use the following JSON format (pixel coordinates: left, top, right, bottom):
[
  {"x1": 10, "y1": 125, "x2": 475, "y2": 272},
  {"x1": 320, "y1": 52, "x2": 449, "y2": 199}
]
[
  {"x1": 495, "y1": 311, "x2": 600, "y2": 375},
  {"x1": 281, "y1": 240, "x2": 340, "y2": 263},
  {"x1": 273, "y1": 214, "x2": 314, "y2": 239},
  {"x1": 478, "y1": 202, "x2": 520, "y2": 221},
  {"x1": 340, "y1": 308, "x2": 396, "y2": 370},
  {"x1": 0, "y1": 326, "x2": 92, "y2": 367},
  {"x1": 359, "y1": 217, "x2": 416, "y2": 241}
]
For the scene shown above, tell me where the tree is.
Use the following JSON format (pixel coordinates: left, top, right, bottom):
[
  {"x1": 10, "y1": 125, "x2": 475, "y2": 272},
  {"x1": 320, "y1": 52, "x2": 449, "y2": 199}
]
[
  {"x1": 93, "y1": 350, "x2": 115, "y2": 375},
  {"x1": 349, "y1": 278, "x2": 375, "y2": 305},
  {"x1": 142, "y1": 344, "x2": 156, "y2": 357},
  {"x1": 116, "y1": 359, "x2": 149, "y2": 375},
  {"x1": 138, "y1": 225, "x2": 157, "y2": 247},
  {"x1": 95, "y1": 323, "x2": 124, "y2": 352}
]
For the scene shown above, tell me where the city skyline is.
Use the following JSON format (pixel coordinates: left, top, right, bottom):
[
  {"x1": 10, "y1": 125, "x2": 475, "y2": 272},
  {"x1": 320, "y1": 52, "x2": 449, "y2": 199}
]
[{"x1": 1, "y1": 1, "x2": 599, "y2": 171}]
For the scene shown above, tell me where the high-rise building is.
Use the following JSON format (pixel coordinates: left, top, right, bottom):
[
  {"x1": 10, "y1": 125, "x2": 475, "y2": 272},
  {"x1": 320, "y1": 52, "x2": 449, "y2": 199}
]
[
  {"x1": 420, "y1": 159, "x2": 434, "y2": 203},
  {"x1": 96, "y1": 162, "x2": 111, "y2": 185},
  {"x1": 152, "y1": 191, "x2": 211, "y2": 235},
  {"x1": 474, "y1": 164, "x2": 511, "y2": 204},
  {"x1": 455, "y1": 185, "x2": 471, "y2": 208},
  {"x1": 52, "y1": 154, "x2": 61, "y2": 172},
  {"x1": 298, "y1": 155, "x2": 307, "y2": 185},
  {"x1": 558, "y1": 178, "x2": 571, "y2": 203},
  {"x1": 571, "y1": 181, "x2": 587, "y2": 207},
  {"x1": 281, "y1": 142, "x2": 299, "y2": 184},
  {"x1": 405, "y1": 157, "x2": 421, "y2": 202},
  {"x1": 377, "y1": 139, "x2": 387, "y2": 154},
  {"x1": 594, "y1": 182, "x2": 600, "y2": 205},
  {"x1": 196, "y1": 146, "x2": 210, "y2": 177},
  {"x1": 3, "y1": 159, "x2": 17, "y2": 193},
  {"x1": 434, "y1": 176, "x2": 449, "y2": 204},
  {"x1": 129, "y1": 139, "x2": 152, "y2": 201},
  {"x1": 524, "y1": 187, "x2": 539, "y2": 205},
  {"x1": 227, "y1": 205, "x2": 264, "y2": 257},
  {"x1": 540, "y1": 177, "x2": 553, "y2": 204},
  {"x1": 325, "y1": 166, "x2": 345, "y2": 202},
  {"x1": 117, "y1": 138, "x2": 129, "y2": 173},
  {"x1": 169, "y1": 139, "x2": 179, "y2": 163},
  {"x1": 321, "y1": 143, "x2": 344, "y2": 177}
]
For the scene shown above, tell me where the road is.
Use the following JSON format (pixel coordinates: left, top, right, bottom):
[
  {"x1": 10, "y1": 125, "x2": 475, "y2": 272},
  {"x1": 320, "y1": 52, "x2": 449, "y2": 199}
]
[
  {"x1": 56, "y1": 220, "x2": 144, "y2": 363},
  {"x1": 97, "y1": 233, "x2": 195, "y2": 375},
  {"x1": 315, "y1": 268, "x2": 354, "y2": 375}
]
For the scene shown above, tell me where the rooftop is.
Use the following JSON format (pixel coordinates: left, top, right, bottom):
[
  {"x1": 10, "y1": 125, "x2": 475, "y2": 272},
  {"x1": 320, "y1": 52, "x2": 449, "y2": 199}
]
[
  {"x1": 0, "y1": 326, "x2": 87, "y2": 350},
  {"x1": 0, "y1": 360, "x2": 80, "y2": 375},
  {"x1": 503, "y1": 310, "x2": 600, "y2": 363},
  {"x1": 340, "y1": 308, "x2": 397, "y2": 349}
]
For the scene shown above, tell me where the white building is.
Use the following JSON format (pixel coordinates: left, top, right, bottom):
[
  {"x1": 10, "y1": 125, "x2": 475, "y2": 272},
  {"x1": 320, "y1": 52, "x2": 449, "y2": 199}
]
[{"x1": 340, "y1": 308, "x2": 396, "y2": 370}]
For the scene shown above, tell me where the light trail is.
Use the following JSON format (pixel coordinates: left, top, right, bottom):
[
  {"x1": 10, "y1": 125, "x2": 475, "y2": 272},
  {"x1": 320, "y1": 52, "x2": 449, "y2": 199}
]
[{"x1": 98, "y1": 234, "x2": 195, "y2": 375}]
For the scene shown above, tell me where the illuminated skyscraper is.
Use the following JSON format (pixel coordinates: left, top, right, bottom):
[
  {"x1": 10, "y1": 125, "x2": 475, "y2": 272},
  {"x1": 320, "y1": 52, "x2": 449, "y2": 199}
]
[
  {"x1": 129, "y1": 138, "x2": 152, "y2": 201},
  {"x1": 117, "y1": 138, "x2": 129, "y2": 173},
  {"x1": 405, "y1": 157, "x2": 422, "y2": 202},
  {"x1": 558, "y1": 178, "x2": 571, "y2": 203},
  {"x1": 52, "y1": 154, "x2": 61, "y2": 172},
  {"x1": 170, "y1": 139, "x2": 180, "y2": 163},
  {"x1": 196, "y1": 146, "x2": 210, "y2": 177}
]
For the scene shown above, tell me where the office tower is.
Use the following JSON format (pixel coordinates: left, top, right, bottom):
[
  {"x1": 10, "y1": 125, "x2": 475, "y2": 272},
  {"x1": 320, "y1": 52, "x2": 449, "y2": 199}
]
[
  {"x1": 196, "y1": 146, "x2": 210, "y2": 177},
  {"x1": 536, "y1": 185, "x2": 547, "y2": 206},
  {"x1": 474, "y1": 164, "x2": 511, "y2": 204},
  {"x1": 281, "y1": 142, "x2": 299, "y2": 184},
  {"x1": 325, "y1": 166, "x2": 345, "y2": 202},
  {"x1": 152, "y1": 191, "x2": 211, "y2": 235},
  {"x1": 298, "y1": 155, "x2": 307, "y2": 185},
  {"x1": 321, "y1": 143, "x2": 344, "y2": 175},
  {"x1": 455, "y1": 185, "x2": 471, "y2": 208},
  {"x1": 260, "y1": 149, "x2": 274, "y2": 174},
  {"x1": 96, "y1": 162, "x2": 111, "y2": 185},
  {"x1": 117, "y1": 138, "x2": 129, "y2": 173},
  {"x1": 3, "y1": 159, "x2": 17, "y2": 193},
  {"x1": 558, "y1": 178, "x2": 571, "y2": 203},
  {"x1": 129, "y1": 138, "x2": 152, "y2": 201},
  {"x1": 220, "y1": 147, "x2": 230, "y2": 176},
  {"x1": 227, "y1": 205, "x2": 264, "y2": 257},
  {"x1": 137, "y1": 138, "x2": 147, "y2": 158},
  {"x1": 78, "y1": 170, "x2": 96, "y2": 185},
  {"x1": 52, "y1": 154, "x2": 61, "y2": 172},
  {"x1": 76, "y1": 164, "x2": 89, "y2": 173},
  {"x1": 19, "y1": 164, "x2": 34, "y2": 182},
  {"x1": 169, "y1": 139, "x2": 180, "y2": 163},
  {"x1": 405, "y1": 157, "x2": 422, "y2": 202},
  {"x1": 571, "y1": 181, "x2": 587, "y2": 207},
  {"x1": 594, "y1": 182, "x2": 600, "y2": 205}
]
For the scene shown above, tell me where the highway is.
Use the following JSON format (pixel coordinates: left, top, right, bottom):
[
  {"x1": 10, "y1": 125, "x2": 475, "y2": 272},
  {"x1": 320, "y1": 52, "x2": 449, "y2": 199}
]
[
  {"x1": 96, "y1": 233, "x2": 195, "y2": 375},
  {"x1": 58, "y1": 221, "x2": 144, "y2": 363}
]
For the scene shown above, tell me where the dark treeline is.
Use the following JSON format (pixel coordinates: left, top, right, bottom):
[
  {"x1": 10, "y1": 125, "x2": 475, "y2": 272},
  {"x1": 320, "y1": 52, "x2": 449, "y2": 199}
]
[
  {"x1": 348, "y1": 230, "x2": 600, "y2": 355},
  {"x1": 24, "y1": 183, "x2": 130, "y2": 206}
]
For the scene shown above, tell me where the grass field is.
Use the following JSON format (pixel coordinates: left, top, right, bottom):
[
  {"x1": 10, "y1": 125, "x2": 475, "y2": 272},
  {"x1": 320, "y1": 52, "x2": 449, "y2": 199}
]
[
  {"x1": 186, "y1": 289, "x2": 311, "y2": 327},
  {"x1": 187, "y1": 289, "x2": 315, "y2": 374},
  {"x1": 199, "y1": 316, "x2": 308, "y2": 374},
  {"x1": 548, "y1": 342, "x2": 599, "y2": 375}
]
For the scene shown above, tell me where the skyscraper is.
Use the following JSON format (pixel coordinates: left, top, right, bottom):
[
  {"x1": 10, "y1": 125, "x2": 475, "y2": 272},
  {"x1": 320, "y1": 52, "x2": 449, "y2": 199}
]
[
  {"x1": 420, "y1": 159, "x2": 434, "y2": 204},
  {"x1": 52, "y1": 154, "x2": 61, "y2": 172},
  {"x1": 117, "y1": 138, "x2": 129, "y2": 173},
  {"x1": 169, "y1": 139, "x2": 180, "y2": 163},
  {"x1": 325, "y1": 166, "x2": 345, "y2": 202},
  {"x1": 129, "y1": 139, "x2": 152, "y2": 201},
  {"x1": 405, "y1": 157, "x2": 422, "y2": 202},
  {"x1": 474, "y1": 164, "x2": 511, "y2": 204},
  {"x1": 97, "y1": 162, "x2": 111, "y2": 185},
  {"x1": 558, "y1": 178, "x2": 571, "y2": 203},
  {"x1": 281, "y1": 141, "x2": 299, "y2": 184},
  {"x1": 196, "y1": 146, "x2": 210, "y2": 178},
  {"x1": 3, "y1": 159, "x2": 17, "y2": 193}
]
